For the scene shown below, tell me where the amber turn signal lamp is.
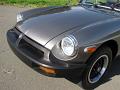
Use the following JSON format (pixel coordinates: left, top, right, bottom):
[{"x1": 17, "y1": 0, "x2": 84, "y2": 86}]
[
  {"x1": 39, "y1": 66, "x2": 57, "y2": 74},
  {"x1": 84, "y1": 46, "x2": 96, "y2": 54}
]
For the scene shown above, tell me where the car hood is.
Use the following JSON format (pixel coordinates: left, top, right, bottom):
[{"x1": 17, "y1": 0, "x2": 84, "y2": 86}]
[{"x1": 16, "y1": 6, "x2": 115, "y2": 46}]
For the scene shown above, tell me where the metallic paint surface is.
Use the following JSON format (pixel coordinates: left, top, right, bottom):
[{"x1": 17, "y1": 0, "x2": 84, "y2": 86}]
[
  {"x1": 16, "y1": 6, "x2": 118, "y2": 48},
  {"x1": 7, "y1": 5, "x2": 120, "y2": 75}
]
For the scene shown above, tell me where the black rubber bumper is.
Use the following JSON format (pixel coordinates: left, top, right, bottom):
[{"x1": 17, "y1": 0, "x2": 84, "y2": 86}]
[{"x1": 7, "y1": 29, "x2": 86, "y2": 77}]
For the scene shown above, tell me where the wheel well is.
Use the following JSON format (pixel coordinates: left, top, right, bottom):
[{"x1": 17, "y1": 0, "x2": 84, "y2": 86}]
[{"x1": 99, "y1": 40, "x2": 118, "y2": 58}]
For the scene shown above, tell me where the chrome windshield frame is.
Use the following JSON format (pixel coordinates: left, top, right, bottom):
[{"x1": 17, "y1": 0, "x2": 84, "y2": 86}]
[{"x1": 80, "y1": 0, "x2": 120, "y2": 12}]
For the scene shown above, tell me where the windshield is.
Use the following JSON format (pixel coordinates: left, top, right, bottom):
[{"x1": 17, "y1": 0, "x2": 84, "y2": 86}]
[{"x1": 82, "y1": 0, "x2": 120, "y2": 9}]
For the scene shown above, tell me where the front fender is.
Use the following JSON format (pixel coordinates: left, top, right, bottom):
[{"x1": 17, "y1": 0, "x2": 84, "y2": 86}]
[
  {"x1": 46, "y1": 17, "x2": 120, "y2": 63},
  {"x1": 73, "y1": 17, "x2": 120, "y2": 47}
]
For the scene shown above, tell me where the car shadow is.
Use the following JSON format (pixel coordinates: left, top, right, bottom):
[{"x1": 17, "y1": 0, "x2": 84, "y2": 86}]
[{"x1": 65, "y1": 55, "x2": 120, "y2": 90}]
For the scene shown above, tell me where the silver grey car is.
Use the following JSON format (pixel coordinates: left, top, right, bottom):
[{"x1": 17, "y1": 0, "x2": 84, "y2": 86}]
[{"x1": 7, "y1": 0, "x2": 120, "y2": 89}]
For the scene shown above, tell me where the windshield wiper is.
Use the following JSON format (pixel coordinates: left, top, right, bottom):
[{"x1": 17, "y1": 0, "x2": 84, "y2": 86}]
[
  {"x1": 81, "y1": 1, "x2": 120, "y2": 12},
  {"x1": 81, "y1": 1, "x2": 108, "y2": 8},
  {"x1": 94, "y1": 1, "x2": 120, "y2": 12},
  {"x1": 96, "y1": 3, "x2": 120, "y2": 12}
]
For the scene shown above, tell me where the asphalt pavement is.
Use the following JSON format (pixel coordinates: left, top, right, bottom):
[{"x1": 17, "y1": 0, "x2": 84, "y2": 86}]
[{"x1": 0, "y1": 5, "x2": 120, "y2": 90}]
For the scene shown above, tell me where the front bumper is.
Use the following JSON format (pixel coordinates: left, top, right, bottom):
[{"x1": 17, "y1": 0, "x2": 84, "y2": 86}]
[{"x1": 7, "y1": 28, "x2": 86, "y2": 77}]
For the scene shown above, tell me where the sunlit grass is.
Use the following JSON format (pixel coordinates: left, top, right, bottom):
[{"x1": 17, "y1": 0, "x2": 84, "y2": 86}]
[{"x1": 0, "y1": 0, "x2": 79, "y2": 7}]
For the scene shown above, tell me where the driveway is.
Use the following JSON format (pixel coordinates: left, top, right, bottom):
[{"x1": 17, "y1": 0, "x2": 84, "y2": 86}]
[{"x1": 0, "y1": 5, "x2": 120, "y2": 90}]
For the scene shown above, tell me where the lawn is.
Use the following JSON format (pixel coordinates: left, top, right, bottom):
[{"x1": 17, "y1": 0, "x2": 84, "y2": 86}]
[{"x1": 0, "y1": 0, "x2": 79, "y2": 7}]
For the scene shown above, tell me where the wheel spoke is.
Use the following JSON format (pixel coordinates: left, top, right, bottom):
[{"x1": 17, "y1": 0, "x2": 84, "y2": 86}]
[{"x1": 88, "y1": 55, "x2": 109, "y2": 84}]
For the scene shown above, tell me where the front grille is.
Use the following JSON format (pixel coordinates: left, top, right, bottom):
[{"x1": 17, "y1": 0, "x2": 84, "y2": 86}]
[
  {"x1": 18, "y1": 39, "x2": 44, "y2": 61},
  {"x1": 13, "y1": 27, "x2": 45, "y2": 61}
]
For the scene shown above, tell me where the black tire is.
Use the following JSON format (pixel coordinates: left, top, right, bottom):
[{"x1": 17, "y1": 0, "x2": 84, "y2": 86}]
[{"x1": 82, "y1": 46, "x2": 112, "y2": 89}]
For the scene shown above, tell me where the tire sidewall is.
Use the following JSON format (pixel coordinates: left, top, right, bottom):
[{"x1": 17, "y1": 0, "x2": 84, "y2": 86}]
[{"x1": 82, "y1": 46, "x2": 112, "y2": 89}]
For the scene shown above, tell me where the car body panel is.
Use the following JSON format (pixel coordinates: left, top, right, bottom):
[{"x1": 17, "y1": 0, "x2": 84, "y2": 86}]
[
  {"x1": 7, "y1": 4, "x2": 120, "y2": 76},
  {"x1": 16, "y1": 6, "x2": 117, "y2": 46}
]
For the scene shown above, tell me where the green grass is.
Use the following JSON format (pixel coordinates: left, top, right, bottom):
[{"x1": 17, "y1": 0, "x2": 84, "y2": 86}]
[{"x1": 0, "y1": 0, "x2": 78, "y2": 7}]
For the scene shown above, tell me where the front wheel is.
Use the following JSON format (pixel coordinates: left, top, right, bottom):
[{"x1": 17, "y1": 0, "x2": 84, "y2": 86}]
[{"x1": 82, "y1": 46, "x2": 112, "y2": 89}]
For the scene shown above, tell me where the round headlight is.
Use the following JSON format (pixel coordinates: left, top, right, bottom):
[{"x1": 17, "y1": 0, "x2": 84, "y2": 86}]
[
  {"x1": 61, "y1": 35, "x2": 78, "y2": 56},
  {"x1": 17, "y1": 13, "x2": 23, "y2": 22}
]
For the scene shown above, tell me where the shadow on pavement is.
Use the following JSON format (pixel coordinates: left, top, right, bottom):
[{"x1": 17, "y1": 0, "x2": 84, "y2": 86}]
[{"x1": 65, "y1": 55, "x2": 120, "y2": 90}]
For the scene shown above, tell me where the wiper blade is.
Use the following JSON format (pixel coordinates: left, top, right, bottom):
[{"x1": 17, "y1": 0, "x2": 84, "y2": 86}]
[
  {"x1": 96, "y1": 4, "x2": 120, "y2": 12},
  {"x1": 95, "y1": 4, "x2": 112, "y2": 9},
  {"x1": 81, "y1": 2, "x2": 111, "y2": 9},
  {"x1": 81, "y1": 1, "x2": 120, "y2": 12}
]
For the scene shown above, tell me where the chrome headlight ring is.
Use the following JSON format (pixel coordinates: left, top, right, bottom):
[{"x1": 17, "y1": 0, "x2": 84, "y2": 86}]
[{"x1": 61, "y1": 35, "x2": 78, "y2": 56}]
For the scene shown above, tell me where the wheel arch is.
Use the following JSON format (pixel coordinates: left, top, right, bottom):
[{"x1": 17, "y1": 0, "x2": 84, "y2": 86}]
[{"x1": 97, "y1": 40, "x2": 118, "y2": 59}]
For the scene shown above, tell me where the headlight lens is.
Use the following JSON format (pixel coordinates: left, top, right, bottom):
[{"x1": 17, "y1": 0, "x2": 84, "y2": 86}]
[
  {"x1": 17, "y1": 13, "x2": 23, "y2": 22},
  {"x1": 61, "y1": 35, "x2": 78, "y2": 56}
]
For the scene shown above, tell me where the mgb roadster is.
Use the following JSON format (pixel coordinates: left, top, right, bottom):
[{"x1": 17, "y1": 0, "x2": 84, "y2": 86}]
[{"x1": 7, "y1": 0, "x2": 120, "y2": 89}]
